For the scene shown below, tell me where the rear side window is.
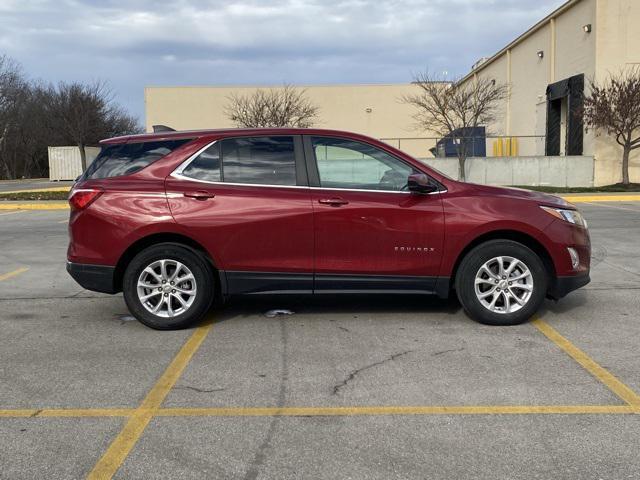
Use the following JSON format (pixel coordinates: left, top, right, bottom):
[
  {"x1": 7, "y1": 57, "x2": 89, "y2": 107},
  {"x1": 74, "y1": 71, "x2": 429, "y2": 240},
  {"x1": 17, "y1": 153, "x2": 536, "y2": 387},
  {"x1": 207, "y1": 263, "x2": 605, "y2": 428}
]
[
  {"x1": 222, "y1": 136, "x2": 296, "y2": 186},
  {"x1": 181, "y1": 143, "x2": 221, "y2": 182},
  {"x1": 180, "y1": 136, "x2": 296, "y2": 186},
  {"x1": 83, "y1": 139, "x2": 192, "y2": 180}
]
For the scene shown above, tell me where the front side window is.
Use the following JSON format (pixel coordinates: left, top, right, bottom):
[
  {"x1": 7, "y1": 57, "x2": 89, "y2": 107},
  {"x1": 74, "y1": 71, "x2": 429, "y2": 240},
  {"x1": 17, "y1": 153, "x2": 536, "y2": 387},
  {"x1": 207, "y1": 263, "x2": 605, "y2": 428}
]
[
  {"x1": 84, "y1": 139, "x2": 192, "y2": 180},
  {"x1": 312, "y1": 137, "x2": 416, "y2": 191}
]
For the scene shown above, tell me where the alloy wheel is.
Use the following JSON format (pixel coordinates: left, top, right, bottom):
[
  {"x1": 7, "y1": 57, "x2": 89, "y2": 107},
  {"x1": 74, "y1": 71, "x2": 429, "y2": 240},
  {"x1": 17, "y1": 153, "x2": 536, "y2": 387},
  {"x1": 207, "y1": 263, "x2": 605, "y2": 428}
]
[
  {"x1": 474, "y1": 256, "x2": 534, "y2": 314},
  {"x1": 136, "y1": 259, "x2": 197, "y2": 318}
]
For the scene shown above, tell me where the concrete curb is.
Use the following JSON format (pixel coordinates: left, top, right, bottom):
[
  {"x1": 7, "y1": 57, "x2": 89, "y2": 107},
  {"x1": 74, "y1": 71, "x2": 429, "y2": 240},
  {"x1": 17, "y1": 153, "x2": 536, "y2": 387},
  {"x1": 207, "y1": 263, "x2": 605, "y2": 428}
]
[
  {"x1": 563, "y1": 195, "x2": 640, "y2": 203},
  {"x1": 0, "y1": 202, "x2": 69, "y2": 210},
  {"x1": 0, "y1": 186, "x2": 71, "y2": 195}
]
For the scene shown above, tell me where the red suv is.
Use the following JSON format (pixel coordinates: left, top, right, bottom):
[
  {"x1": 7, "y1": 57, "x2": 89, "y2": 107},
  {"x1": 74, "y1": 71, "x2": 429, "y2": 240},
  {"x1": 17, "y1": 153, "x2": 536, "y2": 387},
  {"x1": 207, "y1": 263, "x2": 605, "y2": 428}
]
[{"x1": 67, "y1": 128, "x2": 590, "y2": 329}]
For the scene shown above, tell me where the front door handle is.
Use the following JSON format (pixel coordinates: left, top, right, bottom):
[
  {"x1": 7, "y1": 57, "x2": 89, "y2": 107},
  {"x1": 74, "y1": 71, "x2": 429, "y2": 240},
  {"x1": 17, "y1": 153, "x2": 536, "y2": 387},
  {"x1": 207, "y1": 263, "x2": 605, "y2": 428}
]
[
  {"x1": 184, "y1": 190, "x2": 215, "y2": 200},
  {"x1": 318, "y1": 197, "x2": 349, "y2": 206}
]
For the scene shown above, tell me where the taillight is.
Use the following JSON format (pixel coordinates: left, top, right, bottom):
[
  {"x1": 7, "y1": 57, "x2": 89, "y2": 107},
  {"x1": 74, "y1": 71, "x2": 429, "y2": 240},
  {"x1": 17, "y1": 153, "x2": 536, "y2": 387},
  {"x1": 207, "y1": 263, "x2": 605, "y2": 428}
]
[{"x1": 68, "y1": 188, "x2": 102, "y2": 210}]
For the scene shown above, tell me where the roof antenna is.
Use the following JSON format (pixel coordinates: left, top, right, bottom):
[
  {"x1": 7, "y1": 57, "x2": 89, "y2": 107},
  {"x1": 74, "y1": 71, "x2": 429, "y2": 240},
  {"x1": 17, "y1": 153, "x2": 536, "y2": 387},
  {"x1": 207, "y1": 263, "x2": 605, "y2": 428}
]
[{"x1": 152, "y1": 125, "x2": 176, "y2": 133}]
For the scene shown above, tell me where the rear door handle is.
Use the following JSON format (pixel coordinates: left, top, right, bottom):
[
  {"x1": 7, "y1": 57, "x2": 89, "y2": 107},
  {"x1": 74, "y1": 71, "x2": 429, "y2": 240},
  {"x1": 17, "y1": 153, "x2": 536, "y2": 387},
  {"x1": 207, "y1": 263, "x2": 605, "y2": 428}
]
[
  {"x1": 184, "y1": 190, "x2": 215, "y2": 200},
  {"x1": 318, "y1": 197, "x2": 349, "y2": 206}
]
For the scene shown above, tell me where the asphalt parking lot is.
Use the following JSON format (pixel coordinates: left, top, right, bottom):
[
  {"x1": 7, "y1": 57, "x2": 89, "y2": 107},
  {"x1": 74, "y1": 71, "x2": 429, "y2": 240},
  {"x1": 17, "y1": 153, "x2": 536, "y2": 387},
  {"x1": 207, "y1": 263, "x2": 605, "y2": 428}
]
[{"x1": 1, "y1": 200, "x2": 639, "y2": 479}]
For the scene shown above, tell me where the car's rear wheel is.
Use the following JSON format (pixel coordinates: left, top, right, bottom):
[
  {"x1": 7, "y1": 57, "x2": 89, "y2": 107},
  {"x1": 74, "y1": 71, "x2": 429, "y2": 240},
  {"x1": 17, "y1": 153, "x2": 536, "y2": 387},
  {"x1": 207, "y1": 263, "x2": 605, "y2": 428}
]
[
  {"x1": 123, "y1": 243, "x2": 214, "y2": 330},
  {"x1": 455, "y1": 240, "x2": 548, "y2": 326}
]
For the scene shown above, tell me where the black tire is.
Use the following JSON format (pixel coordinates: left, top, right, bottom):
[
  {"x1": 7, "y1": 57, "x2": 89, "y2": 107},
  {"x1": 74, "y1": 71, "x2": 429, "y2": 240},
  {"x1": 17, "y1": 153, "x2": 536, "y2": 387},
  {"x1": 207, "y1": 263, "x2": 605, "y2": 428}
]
[
  {"x1": 455, "y1": 240, "x2": 548, "y2": 326},
  {"x1": 123, "y1": 243, "x2": 214, "y2": 330}
]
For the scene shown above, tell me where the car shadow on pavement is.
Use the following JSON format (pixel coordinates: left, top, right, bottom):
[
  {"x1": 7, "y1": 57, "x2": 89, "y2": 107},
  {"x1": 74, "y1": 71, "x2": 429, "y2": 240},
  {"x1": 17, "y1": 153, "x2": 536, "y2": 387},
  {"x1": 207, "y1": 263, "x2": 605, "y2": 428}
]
[{"x1": 204, "y1": 294, "x2": 464, "y2": 326}]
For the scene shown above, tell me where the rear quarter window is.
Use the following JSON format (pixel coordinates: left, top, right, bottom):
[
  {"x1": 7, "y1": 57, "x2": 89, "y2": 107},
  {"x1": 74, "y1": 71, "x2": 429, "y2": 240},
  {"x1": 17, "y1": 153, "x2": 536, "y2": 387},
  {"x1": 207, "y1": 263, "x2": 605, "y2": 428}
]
[{"x1": 83, "y1": 139, "x2": 192, "y2": 180}]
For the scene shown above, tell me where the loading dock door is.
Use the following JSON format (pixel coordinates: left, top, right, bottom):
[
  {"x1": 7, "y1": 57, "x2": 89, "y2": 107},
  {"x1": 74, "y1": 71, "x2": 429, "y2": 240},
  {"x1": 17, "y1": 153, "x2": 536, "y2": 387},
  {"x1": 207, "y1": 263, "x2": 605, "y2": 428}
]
[{"x1": 545, "y1": 74, "x2": 584, "y2": 156}]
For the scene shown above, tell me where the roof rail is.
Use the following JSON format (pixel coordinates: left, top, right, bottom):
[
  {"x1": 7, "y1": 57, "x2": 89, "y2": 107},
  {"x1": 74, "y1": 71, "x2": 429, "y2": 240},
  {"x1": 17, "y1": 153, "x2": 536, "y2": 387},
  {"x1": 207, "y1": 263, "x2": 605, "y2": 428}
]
[{"x1": 152, "y1": 125, "x2": 176, "y2": 133}]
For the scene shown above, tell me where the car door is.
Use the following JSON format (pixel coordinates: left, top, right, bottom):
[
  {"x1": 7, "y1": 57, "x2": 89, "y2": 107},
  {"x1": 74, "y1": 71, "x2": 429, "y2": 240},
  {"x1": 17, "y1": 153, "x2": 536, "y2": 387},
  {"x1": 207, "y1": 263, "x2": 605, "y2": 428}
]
[
  {"x1": 166, "y1": 135, "x2": 315, "y2": 294},
  {"x1": 304, "y1": 135, "x2": 445, "y2": 293}
]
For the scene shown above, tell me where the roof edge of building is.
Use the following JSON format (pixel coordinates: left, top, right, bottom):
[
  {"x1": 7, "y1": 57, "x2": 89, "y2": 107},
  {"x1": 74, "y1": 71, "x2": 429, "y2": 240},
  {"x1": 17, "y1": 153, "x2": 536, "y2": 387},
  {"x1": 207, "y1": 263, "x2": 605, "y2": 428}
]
[
  {"x1": 459, "y1": 0, "x2": 582, "y2": 84},
  {"x1": 144, "y1": 82, "x2": 417, "y2": 91}
]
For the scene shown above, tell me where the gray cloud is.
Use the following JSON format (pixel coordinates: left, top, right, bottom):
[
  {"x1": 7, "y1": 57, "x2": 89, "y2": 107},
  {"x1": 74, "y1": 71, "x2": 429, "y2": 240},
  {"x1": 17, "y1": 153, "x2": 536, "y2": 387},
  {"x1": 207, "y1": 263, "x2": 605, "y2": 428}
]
[{"x1": 1, "y1": 0, "x2": 565, "y2": 120}]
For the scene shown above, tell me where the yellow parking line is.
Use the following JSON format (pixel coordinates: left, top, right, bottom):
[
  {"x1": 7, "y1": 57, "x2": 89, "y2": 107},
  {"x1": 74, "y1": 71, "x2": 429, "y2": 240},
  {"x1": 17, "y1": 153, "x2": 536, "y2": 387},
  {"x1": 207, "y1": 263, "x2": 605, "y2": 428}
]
[
  {"x1": 156, "y1": 404, "x2": 634, "y2": 417},
  {"x1": 87, "y1": 322, "x2": 213, "y2": 480},
  {"x1": 0, "y1": 267, "x2": 29, "y2": 282},
  {"x1": 0, "y1": 203, "x2": 69, "y2": 210},
  {"x1": 533, "y1": 319, "x2": 640, "y2": 408},
  {"x1": 563, "y1": 194, "x2": 640, "y2": 203},
  {"x1": 0, "y1": 404, "x2": 633, "y2": 419}
]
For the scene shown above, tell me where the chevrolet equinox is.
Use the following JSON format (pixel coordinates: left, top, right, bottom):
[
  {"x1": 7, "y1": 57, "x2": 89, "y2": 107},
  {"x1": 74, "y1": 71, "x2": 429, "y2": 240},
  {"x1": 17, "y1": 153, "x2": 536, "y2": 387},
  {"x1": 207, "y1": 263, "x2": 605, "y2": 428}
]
[{"x1": 67, "y1": 128, "x2": 590, "y2": 329}]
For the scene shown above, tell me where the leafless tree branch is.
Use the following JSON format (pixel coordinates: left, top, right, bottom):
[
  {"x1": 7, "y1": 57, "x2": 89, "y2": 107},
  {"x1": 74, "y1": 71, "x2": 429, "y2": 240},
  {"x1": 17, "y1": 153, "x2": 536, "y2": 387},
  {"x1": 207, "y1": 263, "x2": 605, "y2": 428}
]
[
  {"x1": 583, "y1": 67, "x2": 640, "y2": 185},
  {"x1": 0, "y1": 54, "x2": 142, "y2": 178},
  {"x1": 402, "y1": 71, "x2": 508, "y2": 180},
  {"x1": 224, "y1": 84, "x2": 319, "y2": 128}
]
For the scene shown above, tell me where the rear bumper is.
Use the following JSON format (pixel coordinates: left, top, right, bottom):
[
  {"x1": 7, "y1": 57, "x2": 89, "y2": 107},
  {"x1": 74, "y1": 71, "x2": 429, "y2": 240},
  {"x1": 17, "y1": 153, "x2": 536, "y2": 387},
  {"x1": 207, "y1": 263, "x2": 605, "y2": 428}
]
[
  {"x1": 66, "y1": 262, "x2": 117, "y2": 294},
  {"x1": 548, "y1": 272, "x2": 590, "y2": 300}
]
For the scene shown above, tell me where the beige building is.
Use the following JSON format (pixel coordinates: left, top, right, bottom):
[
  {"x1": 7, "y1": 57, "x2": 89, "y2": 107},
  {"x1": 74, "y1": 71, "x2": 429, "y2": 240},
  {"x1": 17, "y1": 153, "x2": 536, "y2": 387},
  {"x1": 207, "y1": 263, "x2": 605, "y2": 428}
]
[
  {"x1": 145, "y1": 0, "x2": 640, "y2": 185},
  {"x1": 459, "y1": 0, "x2": 640, "y2": 185},
  {"x1": 145, "y1": 84, "x2": 433, "y2": 157}
]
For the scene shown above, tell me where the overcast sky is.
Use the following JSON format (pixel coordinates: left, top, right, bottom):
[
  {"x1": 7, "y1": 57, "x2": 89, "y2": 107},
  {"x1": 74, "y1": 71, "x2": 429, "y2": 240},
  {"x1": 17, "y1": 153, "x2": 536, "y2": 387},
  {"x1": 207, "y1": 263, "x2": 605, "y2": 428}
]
[{"x1": 1, "y1": 0, "x2": 565, "y2": 122}]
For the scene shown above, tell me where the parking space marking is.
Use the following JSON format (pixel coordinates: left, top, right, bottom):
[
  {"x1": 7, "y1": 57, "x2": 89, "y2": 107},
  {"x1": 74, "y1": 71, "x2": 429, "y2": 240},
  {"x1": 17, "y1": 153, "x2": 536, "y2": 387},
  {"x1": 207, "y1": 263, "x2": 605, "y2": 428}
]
[
  {"x1": 155, "y1": 405, "x2": 635, "y2": 417},
  {"x1": 533, "y1": 319, "x2": 640, "y2": 409},
  {"x1": 0, "y1": 210, "x2": 22, "y2": 216},
  {"x1": 0, "y1": 405, "x2": 635, "y2": 419},
  {"x1": 0, "y1": 267, "x2": 29, "y2": 282},
  {"x1": 87, "y1": 321, "x2": 213, "y2": 480}
]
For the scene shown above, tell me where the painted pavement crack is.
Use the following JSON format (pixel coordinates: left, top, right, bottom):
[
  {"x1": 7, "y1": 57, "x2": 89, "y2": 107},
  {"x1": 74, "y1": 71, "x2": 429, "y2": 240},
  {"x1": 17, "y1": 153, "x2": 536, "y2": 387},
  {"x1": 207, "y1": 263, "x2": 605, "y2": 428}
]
[{"x1": 173, "y1": 385, "x2": 225, "y2": 394}]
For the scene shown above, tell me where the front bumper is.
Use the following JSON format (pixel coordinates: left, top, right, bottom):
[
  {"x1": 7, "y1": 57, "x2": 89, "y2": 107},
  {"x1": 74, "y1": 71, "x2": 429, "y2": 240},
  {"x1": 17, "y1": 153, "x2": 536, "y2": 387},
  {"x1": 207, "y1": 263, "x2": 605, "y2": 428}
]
[
  {"x1": 548, "y1": 272, "x2": 590, "y2": 300},
  {"x1": 66, "y1": 262, "x2": 117, "y2": 294}
]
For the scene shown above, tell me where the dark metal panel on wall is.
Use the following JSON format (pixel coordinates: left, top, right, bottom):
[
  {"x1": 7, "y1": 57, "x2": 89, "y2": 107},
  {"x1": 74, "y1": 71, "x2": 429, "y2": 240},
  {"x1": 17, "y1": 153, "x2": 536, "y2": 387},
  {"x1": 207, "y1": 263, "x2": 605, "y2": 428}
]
[
  {"x1": 546, "y1": 99, "x2": 561, "y2": 156},
  {"x1": 545, "y1": 74, "x2": 584, "y2": 156},
  {"x1": 567, "y1": 74, "x2": 584, "y2": 155}
]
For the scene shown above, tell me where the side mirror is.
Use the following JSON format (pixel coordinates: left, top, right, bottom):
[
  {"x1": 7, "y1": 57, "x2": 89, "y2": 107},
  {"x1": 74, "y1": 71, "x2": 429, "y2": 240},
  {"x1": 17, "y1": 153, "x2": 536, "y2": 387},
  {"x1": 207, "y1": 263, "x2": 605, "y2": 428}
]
[{"x1": 407, "y1": 173, "x2": 438, "y2": 194}]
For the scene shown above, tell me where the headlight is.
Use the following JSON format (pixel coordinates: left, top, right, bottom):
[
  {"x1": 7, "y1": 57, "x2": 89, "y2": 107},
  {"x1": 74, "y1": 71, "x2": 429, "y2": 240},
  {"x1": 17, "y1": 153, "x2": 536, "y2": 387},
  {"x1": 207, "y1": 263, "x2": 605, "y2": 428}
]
[{"x1": 540, "y1": 206, "x2": 588, "y2": 228}]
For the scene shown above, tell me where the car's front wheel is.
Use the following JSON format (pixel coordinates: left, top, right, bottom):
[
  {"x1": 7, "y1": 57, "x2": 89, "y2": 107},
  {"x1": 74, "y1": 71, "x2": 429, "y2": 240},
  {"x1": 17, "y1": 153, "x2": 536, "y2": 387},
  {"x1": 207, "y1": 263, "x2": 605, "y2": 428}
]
[
  {"x1": 455, "y1": 240, "x2": 548, "y2": 326},
  {"x1": 123, "y1": 243, "x2": 214, "y2": 329}
]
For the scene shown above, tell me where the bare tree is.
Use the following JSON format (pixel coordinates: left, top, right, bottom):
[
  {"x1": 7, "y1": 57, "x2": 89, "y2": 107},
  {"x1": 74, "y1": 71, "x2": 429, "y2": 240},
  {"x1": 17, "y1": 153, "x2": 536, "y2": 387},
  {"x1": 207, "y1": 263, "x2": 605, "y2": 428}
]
[
  {"x1": 225, "y1": 84, "x2": 319, "y2": 128},
  {"x1": 0, "y1": 54, "x2": 141, "y2": 179},
  {"x1": 583, "y1": 68, "x2": 640, "y2": 185},
  {"x1": 0, "y1": 55, "x2": 29, "y2": 179},
  {"x1": 403, "y1": 72, "x2": 508, "y2": 181},
  {"x1": 42, "y1": 81, "x2": 141, "y2": 171}
]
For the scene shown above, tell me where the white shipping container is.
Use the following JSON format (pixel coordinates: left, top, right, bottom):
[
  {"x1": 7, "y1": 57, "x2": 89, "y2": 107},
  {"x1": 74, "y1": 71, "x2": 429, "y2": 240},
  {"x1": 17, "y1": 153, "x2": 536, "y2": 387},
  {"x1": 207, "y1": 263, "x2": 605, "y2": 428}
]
[{"x1": 48, "y1": 146, "x2": 101, "y2": 181}]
